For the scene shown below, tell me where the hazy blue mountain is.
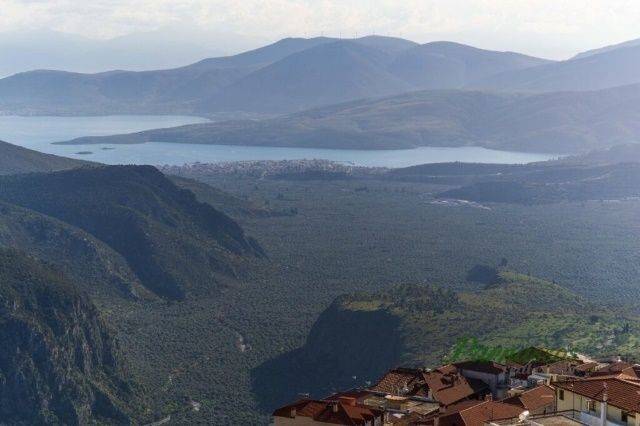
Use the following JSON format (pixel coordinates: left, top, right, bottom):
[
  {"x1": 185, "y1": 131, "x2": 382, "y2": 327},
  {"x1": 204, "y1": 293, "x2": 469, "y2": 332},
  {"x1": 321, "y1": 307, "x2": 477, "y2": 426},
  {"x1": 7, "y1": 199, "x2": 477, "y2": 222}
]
[
  {"x1": 188, "y1": 36, "x2": 338, "y2": 70},
  {"x1": 389, "y1": 41, "x2": 551, "y2": 89},
  {"x1": 472, "y1": 43, "x2": 640, "y2": 92},
  {"x1": 351, "y1": 35, "x2": 419, "y2": 53},
  {"x1": 199, "y1": 39, "x2": 550, "y2": 113},
  {"x1": 66, "y1": 83, "x2": 640, "y2": 154},
  {"x1": 0, "y1": 65, "x2": 254, "y2": 115},
  {"x1": 0, "y1": 36, "x2": 341, "y2": 115},
  {"x1": 0, "y1": 36, "x2": 552, "y2": 115},
  {"x1": 199, "y1": 40, "x2": 414, "y2": 113},
  {"x1": 573, "y1": 37, "x2": 640, "y2": 59}
]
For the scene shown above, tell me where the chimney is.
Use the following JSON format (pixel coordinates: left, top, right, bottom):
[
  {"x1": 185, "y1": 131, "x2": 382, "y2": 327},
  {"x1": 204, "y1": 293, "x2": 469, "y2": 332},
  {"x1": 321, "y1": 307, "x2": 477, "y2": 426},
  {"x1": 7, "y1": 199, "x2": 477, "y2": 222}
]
[
  {"x1": 600, "y1": 384, "x2": 608, "y2": 426},
  {"x1": 332, "y1": 402, "x2": 339, "y2": 413},
  {"x1": 485, "y1": 393, "x2": 493, "y2": 401},
  {"x1": 291, "y1": 408, "x2": 296, "y2": 418}
]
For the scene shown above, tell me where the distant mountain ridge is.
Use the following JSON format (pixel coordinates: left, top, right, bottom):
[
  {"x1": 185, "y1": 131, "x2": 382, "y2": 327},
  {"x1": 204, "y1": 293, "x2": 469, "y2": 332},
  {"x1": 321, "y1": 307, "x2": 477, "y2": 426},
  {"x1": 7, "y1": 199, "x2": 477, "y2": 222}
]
[
  {"x1": 573, "y1": 37, "x2": 640, "y2": 59},
  {"x1": 198, "y1": 41, "x2": 414, "y2": 113},
  {"x1": 389, "y1": 41, "x2": 551, "y2": 90},
  {"x1": 472, "y1": 43, "x2": 640, "y2": 92},
  {"x1": 0, "y1": 36, "x2": 548, "y2": 115},
  {"x1": 63, "y1": 83, "x2": 640, "y2": 154}
]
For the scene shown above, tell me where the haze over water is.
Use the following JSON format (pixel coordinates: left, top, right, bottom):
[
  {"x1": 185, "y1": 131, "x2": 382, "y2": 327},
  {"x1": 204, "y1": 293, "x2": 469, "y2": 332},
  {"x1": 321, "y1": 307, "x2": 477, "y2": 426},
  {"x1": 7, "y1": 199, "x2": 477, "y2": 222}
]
[{"x1": 0, "y1": 115, "x2": 557, "y2": 168}]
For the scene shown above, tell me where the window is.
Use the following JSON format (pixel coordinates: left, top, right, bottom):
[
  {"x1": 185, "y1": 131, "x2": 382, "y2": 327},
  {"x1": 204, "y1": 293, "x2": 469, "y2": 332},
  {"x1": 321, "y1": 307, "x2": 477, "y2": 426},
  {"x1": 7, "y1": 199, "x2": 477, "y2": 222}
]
[
  {"x1": 586, "y1": 400, "x2": 596, "y2": 412},
  {"x1": 558, "y1": 389, "x2": 564, "y2": 401}
]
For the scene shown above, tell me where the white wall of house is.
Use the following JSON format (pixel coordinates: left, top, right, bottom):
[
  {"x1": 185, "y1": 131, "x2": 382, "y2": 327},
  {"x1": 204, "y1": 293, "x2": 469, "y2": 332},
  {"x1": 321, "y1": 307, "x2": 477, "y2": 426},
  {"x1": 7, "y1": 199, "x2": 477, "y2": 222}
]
[{"x1": 556, "y1": 389, "x2": 640, "y2": 426}]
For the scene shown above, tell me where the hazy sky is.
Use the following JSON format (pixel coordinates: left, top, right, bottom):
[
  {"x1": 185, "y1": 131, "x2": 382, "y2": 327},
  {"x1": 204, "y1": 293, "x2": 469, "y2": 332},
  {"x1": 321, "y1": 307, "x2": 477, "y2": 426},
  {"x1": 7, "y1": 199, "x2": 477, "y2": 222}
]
[{"x1": 2, "y1": 0, "x2": 640, "y2": 59}]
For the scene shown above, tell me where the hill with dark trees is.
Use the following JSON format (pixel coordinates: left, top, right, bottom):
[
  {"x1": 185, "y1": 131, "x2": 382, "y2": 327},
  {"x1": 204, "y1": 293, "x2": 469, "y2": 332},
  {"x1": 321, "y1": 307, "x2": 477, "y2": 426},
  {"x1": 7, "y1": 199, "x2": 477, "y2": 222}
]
[
  {"x1": 63, "y1": 84, "x2": 640, "y2": 154},
  {"x1": 0, "y1": 165, "x2": 261, "y2": 299}
]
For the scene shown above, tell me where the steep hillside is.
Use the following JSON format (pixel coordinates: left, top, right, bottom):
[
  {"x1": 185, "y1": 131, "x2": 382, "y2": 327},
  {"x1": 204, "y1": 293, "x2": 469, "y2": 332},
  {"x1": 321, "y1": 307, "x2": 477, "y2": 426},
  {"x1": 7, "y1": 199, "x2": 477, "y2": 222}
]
[
  {"x1": 0, "y1": 249, "x2": 145, "y2": 424},
  {"x1": 0, "y1": 139, "x2": 88, "y2": 174},
  {"x1": 67, "y1": 84, "x2": 640, "y2": 154},
  {"x1": 252, "y1": 272, "x2": 639, "y2": 409},
  {"x1": 0, "y1": 201, "x2": 145, "y2": 301},
  {"x1": 472, "y1": 44, "x2": 640, "y2": 92},
  {"x1": 0, "y1": 165, "x2": 261, "y2": 299},
  {"x1": 389, "y1": 41, "x2": 550, "y2": 89}
]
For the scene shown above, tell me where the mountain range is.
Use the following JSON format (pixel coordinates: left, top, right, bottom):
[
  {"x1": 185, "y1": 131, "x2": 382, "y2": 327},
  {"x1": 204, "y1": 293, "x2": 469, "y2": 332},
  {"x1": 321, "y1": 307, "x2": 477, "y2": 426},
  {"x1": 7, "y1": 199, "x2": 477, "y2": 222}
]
[
  {"x1": 6, "y1": 33, "x2": 640, "y2": 118},
  {"x1": 0, "y1": 36, "x2": 547, "y2": 115},
  {"x1": 471, "y1": 42, "x2": 640, "y2": 92}
]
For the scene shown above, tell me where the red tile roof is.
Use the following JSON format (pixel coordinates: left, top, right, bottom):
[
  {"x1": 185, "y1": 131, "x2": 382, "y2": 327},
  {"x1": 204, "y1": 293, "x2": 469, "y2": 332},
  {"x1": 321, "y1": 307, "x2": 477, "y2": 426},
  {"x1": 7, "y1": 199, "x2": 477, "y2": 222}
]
[
  {"x1": 432, "y1": 377, "x2": 488, "y2": 406},
  {"x1": 439, "y1": 401, "x2": 525, "y2": 426},
  {"x1": 591, "y1": 361, "x2": 639, "y2": 377},
  {"x1": 370, "y1": 368, "x2": 428, "y2": 396},
  {"x1": 273, "y1": 399, "x2": 383, "y2": 425},
  {"x1": 554, "y1": 377, "x2": 640, "y2": 413},
  {"x1": 502, "y1": 385, "x2": 555, "y2": 411}
]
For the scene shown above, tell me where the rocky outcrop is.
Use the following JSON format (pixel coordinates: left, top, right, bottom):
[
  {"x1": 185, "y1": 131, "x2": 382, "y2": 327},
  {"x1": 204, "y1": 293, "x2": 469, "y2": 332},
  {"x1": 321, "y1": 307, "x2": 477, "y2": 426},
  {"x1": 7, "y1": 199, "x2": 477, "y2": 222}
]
[{"x1": 0, "y1": 249, "x2": 143, "y2": 424}]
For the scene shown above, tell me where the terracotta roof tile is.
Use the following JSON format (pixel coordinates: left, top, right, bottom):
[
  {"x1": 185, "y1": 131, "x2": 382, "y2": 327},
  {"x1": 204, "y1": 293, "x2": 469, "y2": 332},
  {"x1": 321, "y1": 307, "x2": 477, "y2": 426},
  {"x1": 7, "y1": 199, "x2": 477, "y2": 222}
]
[
  {"x1": 591, "y1": 361, "x2": 639, "y2": 377},
  {"x1": 371, "y1": 367, "x2": 488, "y2": 407},
  {"x1": 371, "y1": 368, "x2": 426, "y2": 396},
  {"x1": 273, "y1": 399, "x2": 383, "y2": 425},
  {"x1": 433, "y1": 377, "x2": 488, "y2": 406},
  {"x1": 502, "y1": 385, "x2": 555, "y2": 411},
  {"x1": 440, "y1": 401, "x2": 525, "y2": 426},
  {"x1": 554, "y1": 377, "x2": 640, "y2": 413}
]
